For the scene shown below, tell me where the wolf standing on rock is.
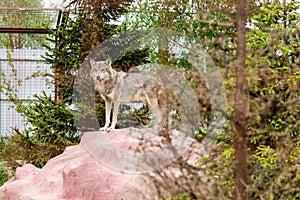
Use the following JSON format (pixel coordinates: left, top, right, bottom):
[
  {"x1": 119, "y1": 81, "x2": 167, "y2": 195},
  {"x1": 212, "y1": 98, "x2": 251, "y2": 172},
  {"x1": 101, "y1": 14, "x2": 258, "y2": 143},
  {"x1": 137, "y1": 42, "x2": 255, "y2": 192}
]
[{"x1": 90, "y1": 59, "x2": 166, "y2": 131}]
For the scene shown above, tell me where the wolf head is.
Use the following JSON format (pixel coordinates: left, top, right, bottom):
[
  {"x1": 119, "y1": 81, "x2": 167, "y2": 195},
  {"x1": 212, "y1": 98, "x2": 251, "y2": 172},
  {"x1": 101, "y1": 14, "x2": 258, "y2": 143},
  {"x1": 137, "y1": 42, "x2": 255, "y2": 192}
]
[{"x1": 90, "y1": 59, "x2": 113, "y2": 82}]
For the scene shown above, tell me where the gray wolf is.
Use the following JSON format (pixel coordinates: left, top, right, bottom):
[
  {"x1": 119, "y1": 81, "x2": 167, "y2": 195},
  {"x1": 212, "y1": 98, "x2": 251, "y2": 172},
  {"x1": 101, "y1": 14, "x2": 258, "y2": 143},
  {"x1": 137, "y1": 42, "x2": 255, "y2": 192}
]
[{"x1": 90, "y1": 59, "x2": 166, "y2": 131}]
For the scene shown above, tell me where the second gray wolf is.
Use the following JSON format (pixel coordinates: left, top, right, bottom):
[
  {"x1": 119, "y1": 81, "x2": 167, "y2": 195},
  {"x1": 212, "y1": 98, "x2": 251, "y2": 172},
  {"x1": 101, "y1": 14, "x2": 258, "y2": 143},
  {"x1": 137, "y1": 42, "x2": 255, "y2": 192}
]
[{"x1": 90, "y1": 59, "x2": 166, "y2": 131}]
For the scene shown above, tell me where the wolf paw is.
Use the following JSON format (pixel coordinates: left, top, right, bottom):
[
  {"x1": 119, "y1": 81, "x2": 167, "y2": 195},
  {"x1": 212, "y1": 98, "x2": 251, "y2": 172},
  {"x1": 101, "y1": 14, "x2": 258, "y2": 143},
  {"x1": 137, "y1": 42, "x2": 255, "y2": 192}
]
[
  {"x1": 107, "y1": 126, "x2": 116, "y2": 132},
  {"x1": 99, "y1": 126, "x2": 116, "y2": 132},
  {"x1": 99, "y1": 126, "x2": 109, "y2": 131}
]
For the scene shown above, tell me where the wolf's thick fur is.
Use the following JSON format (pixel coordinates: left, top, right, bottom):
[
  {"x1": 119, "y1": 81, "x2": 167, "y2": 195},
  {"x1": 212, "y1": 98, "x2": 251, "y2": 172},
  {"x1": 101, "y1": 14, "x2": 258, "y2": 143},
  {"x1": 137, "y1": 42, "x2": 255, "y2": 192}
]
[{"x1": 90, "y1": 59, "x2": 166, "y2": 131}]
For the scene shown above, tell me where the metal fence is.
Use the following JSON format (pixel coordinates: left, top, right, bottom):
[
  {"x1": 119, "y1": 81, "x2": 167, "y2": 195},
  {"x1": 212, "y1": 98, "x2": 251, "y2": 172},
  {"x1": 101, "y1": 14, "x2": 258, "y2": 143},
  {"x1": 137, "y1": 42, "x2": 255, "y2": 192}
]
[
  {"x1": 0, "y1": 48, "x2": 53, "y2": 135},
  {"x1": 0, "y1": 8, "x2": 66, "y2": 135}
]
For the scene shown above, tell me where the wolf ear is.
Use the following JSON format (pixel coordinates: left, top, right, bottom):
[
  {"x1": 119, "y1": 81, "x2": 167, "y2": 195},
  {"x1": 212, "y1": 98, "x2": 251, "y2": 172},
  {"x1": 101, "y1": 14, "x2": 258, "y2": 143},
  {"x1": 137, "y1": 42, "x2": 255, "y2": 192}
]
[
  {"x1": 105, "y1": 59, "x2": 112, "y2": 66},
  {"x1": 90, "y1": 59, "x2": 96, "y2": 68}
]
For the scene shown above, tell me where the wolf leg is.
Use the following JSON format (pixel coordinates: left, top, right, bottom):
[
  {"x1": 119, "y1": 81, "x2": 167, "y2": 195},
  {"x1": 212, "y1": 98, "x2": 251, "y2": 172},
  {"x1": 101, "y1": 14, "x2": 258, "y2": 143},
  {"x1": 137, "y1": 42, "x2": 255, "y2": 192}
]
[
  {"x1": 154, "y1": 104, "x2": 167, "y2": 129},
  {"x1": 100, "y1": 99, "x2": 112, "y2": 131},
  {"x1": 109, "y1": 100, "x2": 120, "y2": 131},
  {"x1": 146, "y1": 96, "x2": 166, "y2": 129}
]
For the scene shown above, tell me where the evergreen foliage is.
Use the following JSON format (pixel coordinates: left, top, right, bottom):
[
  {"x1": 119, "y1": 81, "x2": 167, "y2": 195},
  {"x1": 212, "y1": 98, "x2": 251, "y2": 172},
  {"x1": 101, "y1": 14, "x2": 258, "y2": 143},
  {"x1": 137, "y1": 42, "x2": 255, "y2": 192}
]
[
  {"x1": 0, "y1": 93, "x2": 79, "y2": 169},
  {"x1": 16, "y1": 92, "x2": 79, "y2": 144}
]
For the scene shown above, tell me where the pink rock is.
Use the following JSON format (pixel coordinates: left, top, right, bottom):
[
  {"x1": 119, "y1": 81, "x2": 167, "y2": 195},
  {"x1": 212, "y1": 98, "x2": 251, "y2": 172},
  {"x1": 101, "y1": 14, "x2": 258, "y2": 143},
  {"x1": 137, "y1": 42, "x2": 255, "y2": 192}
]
[
  {"x1": 0, "y1": 128, "x2": 203, "y2": 200},
  {"x1": 9, "y1": 163, "x2": 39, "y2": 182}
]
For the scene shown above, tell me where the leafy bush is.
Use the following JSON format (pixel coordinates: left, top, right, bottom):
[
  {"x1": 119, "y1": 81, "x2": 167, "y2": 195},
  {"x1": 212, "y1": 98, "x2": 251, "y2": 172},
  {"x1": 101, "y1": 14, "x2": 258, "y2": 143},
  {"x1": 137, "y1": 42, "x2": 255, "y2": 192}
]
[{"x1": 124, "y1": 0, "x2": 299, "y2": 199}]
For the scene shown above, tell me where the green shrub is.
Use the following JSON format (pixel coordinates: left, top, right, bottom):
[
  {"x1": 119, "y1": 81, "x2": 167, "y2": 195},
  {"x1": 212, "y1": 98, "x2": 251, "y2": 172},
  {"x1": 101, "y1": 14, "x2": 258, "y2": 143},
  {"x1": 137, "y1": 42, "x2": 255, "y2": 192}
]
[
  {"x1": 0, "y1": 163, "x2": 9, "y2": 186},
  {"x1": 0, "y1": 93, "x2": 80, "y2": 169},
  {"x1": 16, "y1": 92, "x2": 79, "y2": 144}
]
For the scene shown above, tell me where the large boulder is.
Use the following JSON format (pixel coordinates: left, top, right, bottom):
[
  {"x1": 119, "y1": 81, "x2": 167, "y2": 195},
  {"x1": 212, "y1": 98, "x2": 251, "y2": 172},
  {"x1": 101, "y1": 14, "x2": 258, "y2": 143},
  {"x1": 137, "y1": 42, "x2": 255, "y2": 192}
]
[{"x1": 0, "y1": 128, "x2": 203, "y2": 200}]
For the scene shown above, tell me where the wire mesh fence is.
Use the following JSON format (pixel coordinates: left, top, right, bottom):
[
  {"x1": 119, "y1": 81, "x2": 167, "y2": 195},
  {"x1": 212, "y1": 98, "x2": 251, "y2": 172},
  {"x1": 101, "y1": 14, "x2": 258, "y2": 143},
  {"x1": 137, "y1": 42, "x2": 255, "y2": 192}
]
[
  {"x1": 0, "y1": 8, "x2": 63, "y2": 30},
  {"x1": 0, "y1": 8, "x2": 66, "y2": 135},
  {"x1": 0, "y1": 48, "x2": 53, "y2": 134}
]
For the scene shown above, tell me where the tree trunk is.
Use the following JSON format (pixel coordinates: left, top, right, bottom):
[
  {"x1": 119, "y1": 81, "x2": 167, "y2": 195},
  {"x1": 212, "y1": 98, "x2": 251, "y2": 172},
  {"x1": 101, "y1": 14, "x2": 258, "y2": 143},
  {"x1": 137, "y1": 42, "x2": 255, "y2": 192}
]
[{"x1": 233, "y1": 0, "x2": 249, "y2": 199}]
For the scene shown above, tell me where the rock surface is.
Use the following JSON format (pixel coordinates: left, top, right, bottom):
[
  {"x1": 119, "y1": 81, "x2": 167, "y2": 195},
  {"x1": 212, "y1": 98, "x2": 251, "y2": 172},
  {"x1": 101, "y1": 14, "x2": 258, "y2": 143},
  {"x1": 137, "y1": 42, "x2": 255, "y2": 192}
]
[{"x1": 0, "y1": 128, "x2": 203, "y2": 200}]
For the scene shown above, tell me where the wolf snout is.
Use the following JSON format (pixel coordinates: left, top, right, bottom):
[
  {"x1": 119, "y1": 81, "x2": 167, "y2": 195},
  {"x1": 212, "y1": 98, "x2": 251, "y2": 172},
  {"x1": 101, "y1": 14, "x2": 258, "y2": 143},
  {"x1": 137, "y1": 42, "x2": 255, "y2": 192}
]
[{"x1": 96, "y1": 76, "x2": 102, "y2": 81}]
